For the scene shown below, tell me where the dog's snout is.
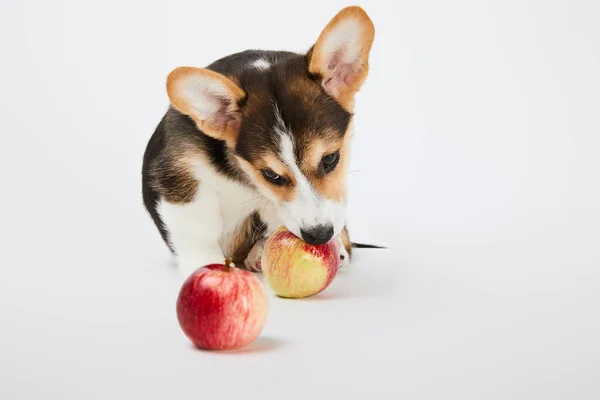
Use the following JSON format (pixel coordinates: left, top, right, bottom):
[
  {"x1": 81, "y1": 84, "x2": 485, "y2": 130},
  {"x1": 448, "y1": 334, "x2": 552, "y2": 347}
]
[{"x1": 300, "y1": 225, "x2": 334, "y2": 245}]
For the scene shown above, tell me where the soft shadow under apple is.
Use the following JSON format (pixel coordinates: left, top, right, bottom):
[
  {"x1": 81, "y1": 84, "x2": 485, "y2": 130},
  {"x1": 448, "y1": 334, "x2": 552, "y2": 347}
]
[
  {"x1": 279, "y1": 263, "x2": 398, "y2": 301},
  {"x1": 190, "y1": 336, "x2": 286, "y2": 355}
]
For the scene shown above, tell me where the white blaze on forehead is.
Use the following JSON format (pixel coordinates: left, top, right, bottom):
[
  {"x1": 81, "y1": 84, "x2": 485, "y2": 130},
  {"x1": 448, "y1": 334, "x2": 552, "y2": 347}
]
[
  {"x1": 272, "y1": 107, "x2": 308, "y2": 196},
  {"x1": 278, "y1": 134, "x2": 316, "y2": 204},
  {"x1": 251, "y1": 58, "x2": 270, "y2": 70}
]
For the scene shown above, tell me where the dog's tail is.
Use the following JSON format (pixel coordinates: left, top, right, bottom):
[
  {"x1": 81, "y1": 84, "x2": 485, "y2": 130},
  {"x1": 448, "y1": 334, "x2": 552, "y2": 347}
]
[{"x1": 351, "y1": 242, "x2": 386, "y2": 249}]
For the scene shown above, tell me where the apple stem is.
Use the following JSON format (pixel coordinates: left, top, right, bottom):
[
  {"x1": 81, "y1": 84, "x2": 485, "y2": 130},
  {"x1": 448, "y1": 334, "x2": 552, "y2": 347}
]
[{"x1": 224, "y1": 258, "x2": 232, "y2": 272}]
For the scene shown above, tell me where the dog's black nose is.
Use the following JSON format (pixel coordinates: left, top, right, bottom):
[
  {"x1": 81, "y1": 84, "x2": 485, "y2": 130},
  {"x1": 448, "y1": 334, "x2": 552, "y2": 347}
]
[{"x1": 300, "y1": 225, "x2": 334, "y2": 245}]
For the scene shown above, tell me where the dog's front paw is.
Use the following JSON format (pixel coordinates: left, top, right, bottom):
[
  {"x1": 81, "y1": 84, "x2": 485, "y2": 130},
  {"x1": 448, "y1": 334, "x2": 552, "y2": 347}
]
[
  {"x1": 243, "y1": 239, "x2": 266, "y2": 272},
  {"x1": 337, "y1": 236, "x2": 351, "y2": 270}
]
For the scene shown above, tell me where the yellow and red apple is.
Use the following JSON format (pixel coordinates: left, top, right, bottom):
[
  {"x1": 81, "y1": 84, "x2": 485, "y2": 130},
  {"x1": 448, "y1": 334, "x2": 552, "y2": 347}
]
[
  {"x1": 176, "y1": 259, "x2": 269, "y2": 350},
  {"x1": 261, "y1": 227, "x2": 340, "y2": 298}
]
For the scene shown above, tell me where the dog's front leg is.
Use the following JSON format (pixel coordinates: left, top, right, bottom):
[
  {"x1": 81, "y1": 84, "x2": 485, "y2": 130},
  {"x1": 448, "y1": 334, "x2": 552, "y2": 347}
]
[
  {"x1": 157, "y1": 186, "x2": 225, "y2": 278},
  {"x1": 243, "y1": 238, "x2": 266, "y2": 272},
  {"x1": 242, "y1": 201, "x2": 279, "y2": 272}
]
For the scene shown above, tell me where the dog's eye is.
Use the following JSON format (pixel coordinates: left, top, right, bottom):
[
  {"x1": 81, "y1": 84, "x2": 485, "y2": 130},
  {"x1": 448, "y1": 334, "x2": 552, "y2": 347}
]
[
  {"x1": 321, "y1": 151, "x2": 340, "y2": 173},
  {"x1": 261, "y1": 169, "x2": 283, "y2": 184}
]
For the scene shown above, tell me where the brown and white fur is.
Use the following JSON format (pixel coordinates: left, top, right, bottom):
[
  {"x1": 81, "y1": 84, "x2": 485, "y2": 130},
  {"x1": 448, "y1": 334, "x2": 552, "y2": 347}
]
[{"x1": 142, "y1": 6, "x2": 376, "y2": 276}]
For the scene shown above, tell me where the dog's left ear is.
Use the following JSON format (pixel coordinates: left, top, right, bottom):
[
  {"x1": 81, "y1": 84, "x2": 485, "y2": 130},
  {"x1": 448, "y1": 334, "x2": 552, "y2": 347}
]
[
  {"x1": 166, "y1": 67, "x2": 246, "y2": 147},
  {"x1": 308, "y1": 6, "x2": 375, "y2": 111}
]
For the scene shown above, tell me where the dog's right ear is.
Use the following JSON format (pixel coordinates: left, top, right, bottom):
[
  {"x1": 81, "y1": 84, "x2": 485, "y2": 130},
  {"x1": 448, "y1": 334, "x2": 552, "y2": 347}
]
[
  {"x1": 166, "y1": 67, "x2": 246, "y2": 147},
  {"x1": 308, "y1": 6, "x2": 375, "y2": 112}
]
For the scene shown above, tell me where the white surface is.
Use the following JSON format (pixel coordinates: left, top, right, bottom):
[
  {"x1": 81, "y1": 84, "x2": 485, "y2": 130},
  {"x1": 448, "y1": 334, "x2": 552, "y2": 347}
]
[{"x1": 1, "y1": 0, "x2": 599, "y2": 399}]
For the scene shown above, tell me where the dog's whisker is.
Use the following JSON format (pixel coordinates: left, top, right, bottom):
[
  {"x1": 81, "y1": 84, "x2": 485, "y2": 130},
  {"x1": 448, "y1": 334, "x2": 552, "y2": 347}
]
[
  {"x1": 238, "y1": 195, "x2": 264, "y2": 207},
  {"x1": 250, "y1": 198, "x2": 272, "y2": 242},
  {"x1": 261, "y1": 199, "x2": 270, "y2": 214},
  {"x1": 252, "y1": 220, "x2": 268, "y2": 242}
]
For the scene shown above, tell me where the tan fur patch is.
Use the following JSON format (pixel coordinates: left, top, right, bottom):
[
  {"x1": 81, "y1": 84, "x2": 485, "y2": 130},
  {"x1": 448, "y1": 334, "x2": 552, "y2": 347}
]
[
  {"x1": 225, "y1": 213, "x2": 259, "y2": 266},
  {"x1": 149, "y1": 150, "x2": 199, "y2": 204},
  {"x1": 234, "y1": 154, "x2": 297, "y2": 204},
  {"x1": 257, "y1": 154, "x2": 294, "y2": 182},
  {"x1": 287, "y1": 74, "x2": 324, "y2": 106},
  {"x1": 340, "y1": 226, "x2": 353, "y2": 258},
  {"x1": 300, "y1": 126, "x2": 352, "y2": 203}
]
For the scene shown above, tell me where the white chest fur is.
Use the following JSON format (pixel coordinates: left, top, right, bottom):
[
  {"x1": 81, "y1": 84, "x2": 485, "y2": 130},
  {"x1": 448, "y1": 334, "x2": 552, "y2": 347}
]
[{"x1": 155, "y1": 155, "x2": 278, "y2": 276}]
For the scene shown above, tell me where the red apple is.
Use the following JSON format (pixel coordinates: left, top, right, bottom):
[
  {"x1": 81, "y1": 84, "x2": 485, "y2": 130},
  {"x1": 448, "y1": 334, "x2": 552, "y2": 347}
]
[
  {"x1": 176, "y1": 259, "x2": 269, "y2": 350},
  {"x1": 261, "y1": 227, "x2": 340, "y2": 298}
]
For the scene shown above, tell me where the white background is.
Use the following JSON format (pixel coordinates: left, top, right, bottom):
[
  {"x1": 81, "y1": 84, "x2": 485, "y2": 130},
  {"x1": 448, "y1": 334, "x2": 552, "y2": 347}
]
[{"x1": 1, "y1": 0, "x2": 599, "y2": 399}]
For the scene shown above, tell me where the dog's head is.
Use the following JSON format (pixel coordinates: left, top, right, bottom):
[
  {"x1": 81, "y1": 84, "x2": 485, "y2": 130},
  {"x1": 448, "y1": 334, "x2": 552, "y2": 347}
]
[{"x1": 166, "y1": 6, "x2": 374, "y2": 245}]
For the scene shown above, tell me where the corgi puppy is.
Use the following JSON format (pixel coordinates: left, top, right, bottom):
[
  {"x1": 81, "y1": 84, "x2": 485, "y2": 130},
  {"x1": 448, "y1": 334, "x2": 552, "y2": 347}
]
[{"x1": 142, "y1": 6, "x2": 376, "y2": 276}]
